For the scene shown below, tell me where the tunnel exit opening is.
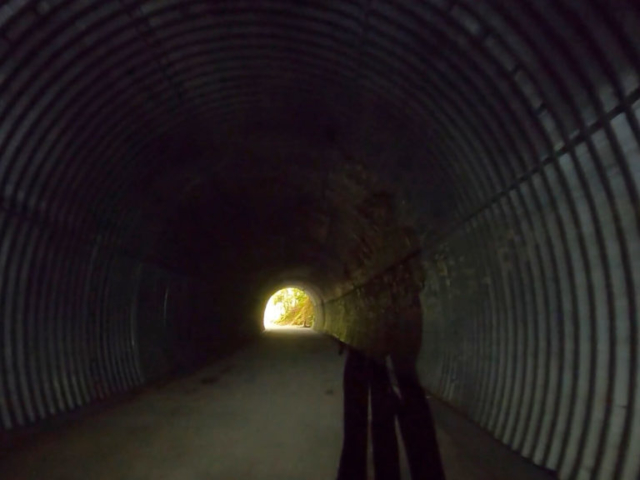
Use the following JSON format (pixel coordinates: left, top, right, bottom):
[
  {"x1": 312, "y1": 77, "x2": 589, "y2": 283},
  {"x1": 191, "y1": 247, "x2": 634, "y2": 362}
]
[{"x1": 263, "y1": 287, "x2": 315, "y2": 330}]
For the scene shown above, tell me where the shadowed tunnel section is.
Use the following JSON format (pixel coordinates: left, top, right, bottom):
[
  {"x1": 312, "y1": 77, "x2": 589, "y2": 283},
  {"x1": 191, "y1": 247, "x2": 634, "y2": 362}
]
[{"x1": 0, "y1": 1, "x2": 639, "y2": 478}]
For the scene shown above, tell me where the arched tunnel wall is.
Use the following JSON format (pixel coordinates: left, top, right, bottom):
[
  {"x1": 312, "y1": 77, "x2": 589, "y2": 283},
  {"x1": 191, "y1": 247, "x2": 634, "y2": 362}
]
[{"x1": 0, "y1": 1, "x2": 640, "y2": 479}]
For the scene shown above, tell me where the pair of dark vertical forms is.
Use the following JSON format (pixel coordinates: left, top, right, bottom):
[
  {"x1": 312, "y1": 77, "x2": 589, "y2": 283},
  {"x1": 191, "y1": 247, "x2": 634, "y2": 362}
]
[{"x1": 337, "y1": 347, "x2": 446, "y2": 480}]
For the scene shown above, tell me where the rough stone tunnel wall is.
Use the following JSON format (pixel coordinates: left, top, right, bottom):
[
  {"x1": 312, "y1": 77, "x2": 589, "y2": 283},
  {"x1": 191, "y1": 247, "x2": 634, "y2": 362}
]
[{"x1": 0, "y1": 1, "x2": 640, "y2": 479}]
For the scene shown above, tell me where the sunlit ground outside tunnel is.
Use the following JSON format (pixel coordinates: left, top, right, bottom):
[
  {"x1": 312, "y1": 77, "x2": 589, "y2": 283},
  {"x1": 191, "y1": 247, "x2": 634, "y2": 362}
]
[{"x1": 264, "y1": 287, "x2": 315, "y2": 330}]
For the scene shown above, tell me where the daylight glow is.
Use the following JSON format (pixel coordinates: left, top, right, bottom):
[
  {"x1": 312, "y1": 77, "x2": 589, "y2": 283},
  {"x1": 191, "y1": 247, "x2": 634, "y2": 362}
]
[
  {"x1": 264, "y1": 301, "x2": 285, "y2": 327},
  {"x1": 263, "y1": 287, "x2": 314, "y2": 329}
]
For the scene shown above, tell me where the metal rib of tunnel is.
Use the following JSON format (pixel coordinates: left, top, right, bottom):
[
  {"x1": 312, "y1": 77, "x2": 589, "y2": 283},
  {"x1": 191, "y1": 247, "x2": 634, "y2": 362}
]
[{"x1": 0, "y1": 1, "x2": 639, "y2": 479}]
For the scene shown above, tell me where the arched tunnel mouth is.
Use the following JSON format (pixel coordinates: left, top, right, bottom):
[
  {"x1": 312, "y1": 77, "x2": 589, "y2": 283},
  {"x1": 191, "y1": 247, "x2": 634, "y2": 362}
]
[
  {"x1": 263, "y1": 287, "x2": 317, "y2": 330},
  {"x1": 0, "y1": 1, "x2": 639, "y2": 479}
]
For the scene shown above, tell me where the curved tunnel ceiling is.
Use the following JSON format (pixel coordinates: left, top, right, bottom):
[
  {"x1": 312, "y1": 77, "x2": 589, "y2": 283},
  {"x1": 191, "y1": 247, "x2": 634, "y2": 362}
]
[{"x1": 1, "y1": 1, "x2": 640, "y2": 479}]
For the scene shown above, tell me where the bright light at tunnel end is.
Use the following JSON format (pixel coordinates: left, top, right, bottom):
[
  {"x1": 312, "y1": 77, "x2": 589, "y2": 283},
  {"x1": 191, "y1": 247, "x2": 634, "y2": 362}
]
[
  {"x1": 264, "y1": 301, "x2": 285, "y2": 328},
  {"x1": 263, "y1": 287, "x2": 315, "y2": 330}
]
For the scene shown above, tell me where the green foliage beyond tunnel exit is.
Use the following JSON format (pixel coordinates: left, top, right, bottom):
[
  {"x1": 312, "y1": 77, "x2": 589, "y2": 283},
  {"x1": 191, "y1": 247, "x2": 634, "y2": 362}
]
[{"x1": 264, "y1": 288, "x2": 315, "y2": 328}]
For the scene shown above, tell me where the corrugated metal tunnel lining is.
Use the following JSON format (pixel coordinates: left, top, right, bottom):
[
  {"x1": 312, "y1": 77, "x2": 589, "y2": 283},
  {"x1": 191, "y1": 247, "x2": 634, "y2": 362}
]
[{"x1": 0, "y1": 1, "x2": 639, "y2": 479}]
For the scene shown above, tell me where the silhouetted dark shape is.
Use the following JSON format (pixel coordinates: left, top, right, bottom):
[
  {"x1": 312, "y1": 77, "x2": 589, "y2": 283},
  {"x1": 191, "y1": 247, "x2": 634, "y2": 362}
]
[{"x1": 337, "y1": 347, "x2": 445, "y2": 480}]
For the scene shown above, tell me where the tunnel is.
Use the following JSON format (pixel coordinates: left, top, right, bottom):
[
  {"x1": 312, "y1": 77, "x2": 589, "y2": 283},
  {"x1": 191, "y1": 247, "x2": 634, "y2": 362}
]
[{"x1": 0, "y1": 1, "x2": 639, "y2": 479}]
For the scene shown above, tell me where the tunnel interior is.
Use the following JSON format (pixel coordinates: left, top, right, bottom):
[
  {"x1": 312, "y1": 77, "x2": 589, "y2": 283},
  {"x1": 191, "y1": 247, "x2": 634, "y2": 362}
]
[{"x1": 1, "y1": 1, "x2": 640, "y2": 479}]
